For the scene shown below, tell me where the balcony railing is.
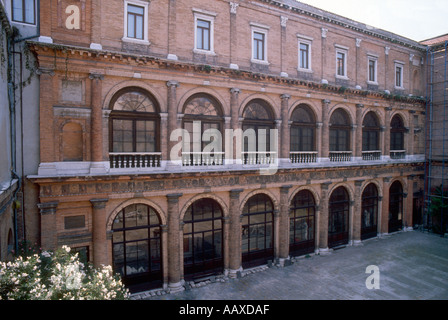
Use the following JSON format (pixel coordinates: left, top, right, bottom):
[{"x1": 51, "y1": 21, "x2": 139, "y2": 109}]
[
  {"x1": 290, "y1": 151, "x2": 318, "y2": 164},
  {"x1": 390, "y1": 150, "x2": 406, "y2": 160},
  {"x1": 242, "y1": 151, "x2": 277, "y2": 165},
  {"x1": 362, "y1": 150, "x2": 382, "y2": 161},
  {"x1": 109, "y1": 152, "x2": 162, "y2": 169},
  {"x1": 182, "y1": 152, "x2": 225, "y2": 166},
  {"x1": 329, "y1": 151, "x2": 352, "y2": 162}
]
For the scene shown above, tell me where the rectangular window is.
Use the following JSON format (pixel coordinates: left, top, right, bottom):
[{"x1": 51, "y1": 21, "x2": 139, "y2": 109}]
[
  {"x1": 395, "y1": 64, "x2": 403, "y2": 88},
  {"x1": 196, "y1": 19, "x2": 211, "y2": 51},
  {"x1": 300, "y1": 43, "x2": 310, "y2": 69},
  {"x1": 337, "y1": 51, "x2": 346, "y2": 77},
  {"x1": 368, "y1": 59, "x2": 377, "y2": 83},
  {"x1": 12, "y1": 0, "x2": 35, "y2": 24},
  {"x1": 127, "y1": 4, "x2": 144, "y2": 40},
  {"x1": 253, "y1": 32, "x2": 265, "y2": 61}
]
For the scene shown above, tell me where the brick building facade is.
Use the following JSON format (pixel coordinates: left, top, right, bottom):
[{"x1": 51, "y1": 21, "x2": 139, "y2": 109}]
[{"x1": 24, "y1": 0, "x2": 427, "y2": 293}]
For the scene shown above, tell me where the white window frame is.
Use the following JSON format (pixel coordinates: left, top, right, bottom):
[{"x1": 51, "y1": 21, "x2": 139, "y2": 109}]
[
  {"x1": 250, "y1": 22, "x2": 270, "y2": 65},
  {"x1": 335, "y1": 45, "x2": 348, "y2": 79},
  {"x1": 394, "y1": 61, "x2": 405, "y2": 89},
  {"x1": 193, "y1": 8, "x2": 217, "y2": 55},
  {"x1": 123, "y1": 0, "x2": 150, "y2": 45},
  {"x1": 10, "y1": 0, "x2": 37, "y2": 26},
  {"x1": 367, "y1": 54, "x2": 378, "y2": 85},
  {"x1": 297, "y1": 34, "x2": 313, "y2": 72}
]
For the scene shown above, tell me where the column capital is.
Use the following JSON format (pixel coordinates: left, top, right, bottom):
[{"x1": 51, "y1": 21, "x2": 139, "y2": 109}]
[
  {"x1": 321, "y1": 181, "x2": 332, "y2": 191},
  {"x1": 322, "y1": 99, "x2": 331, "y2": 105},
  {"x1": 167, "y1": 80, "x2": 179, "y2": 88},
  {"x1": 38, "y1": 202, "x2": 59, "y2": 215},
  {"x1": 89, "y1": 73, "x2": 104, "y2": 80},
  {"x1": 280, "y1": 94, "x2": 291, "y2": 100},
  {"x1": 230, "y1": 87, "x2": 241, "y2": 94},
  {"x1": 229, "y1": 2, "x2": 239, "y2": 14},
  {"x1": 166, "y1": 193, "x2": 183, "y2": 203},
  {"x1": 230, "y1": 189, "x2": 244, "y2": 199},
  {"x1": 385, "y1": 106, "x2": 392, "y2": 112},
  {"x1": 90, "y1": 198, "x2": 109, "y2": 209},
  {"x1": 354, "y1": 180, "x2": 365, "y2": 187},
  {"x1": 280, "y1": 185, "x2": 293, "y2": 194},
  {"x1": 36, "y1": 68, "x2": 55, "y2": 76},
  {"x1": 356, "y1": 104, "x2": 364, "y2": 109}
]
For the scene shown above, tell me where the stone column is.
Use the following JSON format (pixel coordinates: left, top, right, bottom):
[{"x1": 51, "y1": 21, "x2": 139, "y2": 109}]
[
  {"x1": 321, "y1": 28, "x2": 328, "y2": 83},
  {"x1": 385, "y1": 47, "x2": 390, "y2": 89},
  {"x1": 321, "y1": 99, "x2": 331, "y2": 160},
  {"x1": 229, "y1": 2, "x2": 239, "y2": 69},
  {"x1": 160, "y1": 112, "x2": 168, "y2": 166},
  {"x1": 405, "y1": 175, "x2": 415, "y2": 231},
  {"x1": 353, "y1": 180, "x2": 364, "y2": 245},
  {"x1": 89, "y1": 73, "x2": 106, "y2": 173},
  {"x1": 166, "y1": 193, "x2": 183, "y2": 292},
  {"x1": 355, "y1": 39, "x2": 362, "y2": 88},
  {"x1": 383, "y1": 107, "x2": 392, "y2": 159},
  {"x1": 381, "y1": 177, "x2": 391, "y2": 235},
  {"x1": 90, "y1": 0, "x2": 102, "y2": 50},
  {"x1": 408, "y1": 110, "x2": 416, "y2": 157},
  {"x1": 280, "y1": 94, "x2": 291, "y2": 163},
  {"x1": 167, "y1": 81, "x2": 180, "y2": 166},
  {"x1": 280, "y1": 16, "x2": 288, "y2": 77},
  {"x1": 38, "y1": 202, "x2": 59, "y2": 250},
  {"x1": 90, "y1": 198, "x2": 109, "y2": 268},
  {"x1": 36, "y1": 68, "x2": 55, "y2": 164},
  {"x1": 355, "y1": 104, "x2": 364, "y2": 160},
  {"x1": 319, "y1": 182, "x2": 332, "y2": 253},
  {"x1": 278, "y1": 185, "x2": 292, "y2": 264},
  {"x1": 167, "y1": 0, "x2": 178, "y2": 60},
  {"x1": 229, "y1": 88, "x2": 241, "y2": 164},
  {"x1": 228, "y1": 189, "x2": 243, "y2": 278}
]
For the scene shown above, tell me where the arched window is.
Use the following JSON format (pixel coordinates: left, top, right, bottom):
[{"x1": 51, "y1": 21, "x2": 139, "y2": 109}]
[
  {"x1": 242, "y1": 100, "x2": 276, "y2": 164},
  {"x1": 242, "y1": 194, "x2": 274, "y2": 268},
  {"x1": 389, "y1": 181, "x2": 404, "y2": 232},
  {"x1": 183, "y1": 198, "x2": 223, "y2": 279},
  {"x1": 290, "y1": 104, "x2": 316, "y2": 152},
  {"x1": 112, "y1": 204, "x2": 162, "y2": 291},
  {"x1": 109, "y1": 88, "x2": 160, "y2": 168},
  {"x1": 182, "y1": 94, "x2": 224, "y2": 166},
  {"x1": 328, "y1": 187, "x2": 350, "y2": 248},
  {"x1": 362, "y1": 112, "x2": 380, "y2": 151},
  {"x1": 390, "y1": 115, "x2": 406, "y2": 151},
  {"x1": 361, "y1": 184, "x2": 379, "y2": 240},
  {"x1": 62, "y1": 122, "x2": 83, "y2": 161},
  {"x1": 330, "y1": 109, "x2": 351, "y2": 152},
  {"x1": 290, "y1": 190, "x2": 316, "y2": 256}
]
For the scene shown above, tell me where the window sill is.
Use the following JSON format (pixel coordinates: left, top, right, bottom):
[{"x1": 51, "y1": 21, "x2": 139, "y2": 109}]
[
  {"x1": 336, "y1": 75, "x2": 349, "y2": 80},
  {"x1": 298, "y1": 68, "x2": 313, "y2": 73},
  {"x1": 122, "y1": 37, "x2": 151, "y2": 46},
  {"x1": 193, "y1": 49, "x2": 217, "y2": 56},
  {"x1": 251, "y1": 59, "x2": 270, "y2": 66}
]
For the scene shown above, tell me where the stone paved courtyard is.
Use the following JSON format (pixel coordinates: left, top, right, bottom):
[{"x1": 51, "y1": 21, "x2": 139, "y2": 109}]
[{"x1": 132, "y1": 231, "x2": 448, "y2": 301}]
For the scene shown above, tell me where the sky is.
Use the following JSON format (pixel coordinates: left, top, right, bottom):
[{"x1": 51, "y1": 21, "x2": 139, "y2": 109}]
[{"x1": 296, "y1": 0, "x2": 448, "y2": 42}]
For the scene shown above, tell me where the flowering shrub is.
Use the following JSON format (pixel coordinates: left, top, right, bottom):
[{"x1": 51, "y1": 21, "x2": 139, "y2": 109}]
[{"x1": 0, "y1": 246, "x2": 130, "y2": 300}]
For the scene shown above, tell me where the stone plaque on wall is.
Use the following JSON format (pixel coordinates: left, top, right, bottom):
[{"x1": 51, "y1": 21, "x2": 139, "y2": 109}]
[{"x1": 62, "y1": 80, "x2": 83, "y2": 103}]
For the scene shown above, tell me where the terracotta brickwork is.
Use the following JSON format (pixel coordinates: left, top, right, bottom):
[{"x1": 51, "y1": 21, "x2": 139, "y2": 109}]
[{"x1": 29, "y1": 0, "x2": 428, "y2": 292}]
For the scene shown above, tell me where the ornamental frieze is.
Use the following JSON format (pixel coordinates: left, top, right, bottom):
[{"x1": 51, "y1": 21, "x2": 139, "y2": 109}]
[{"x1": 34, "y1": 164, "x2": 424, "y2": 199}]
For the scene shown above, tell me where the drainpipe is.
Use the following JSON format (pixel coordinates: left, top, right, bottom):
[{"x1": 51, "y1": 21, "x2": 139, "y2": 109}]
[{"x1": 8, "y1": 0, "x2": 41, "y2": 247}]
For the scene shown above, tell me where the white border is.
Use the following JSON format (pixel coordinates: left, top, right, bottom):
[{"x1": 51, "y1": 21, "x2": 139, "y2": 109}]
[
  {"x1": 193, "y1": 9, "x2": 216, "y2": 55},
  {"x1": 250, "y1": 22, "x2": 270, "y2": 65},
  {"x1": 122, "y1": 0, "x2": 150, "y2": 45}
]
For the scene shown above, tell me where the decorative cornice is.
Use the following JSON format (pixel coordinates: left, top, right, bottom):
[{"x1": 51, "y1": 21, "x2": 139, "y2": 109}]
[{"x1": 27, "y1": 41, "x2": 427, "y2": 105}]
